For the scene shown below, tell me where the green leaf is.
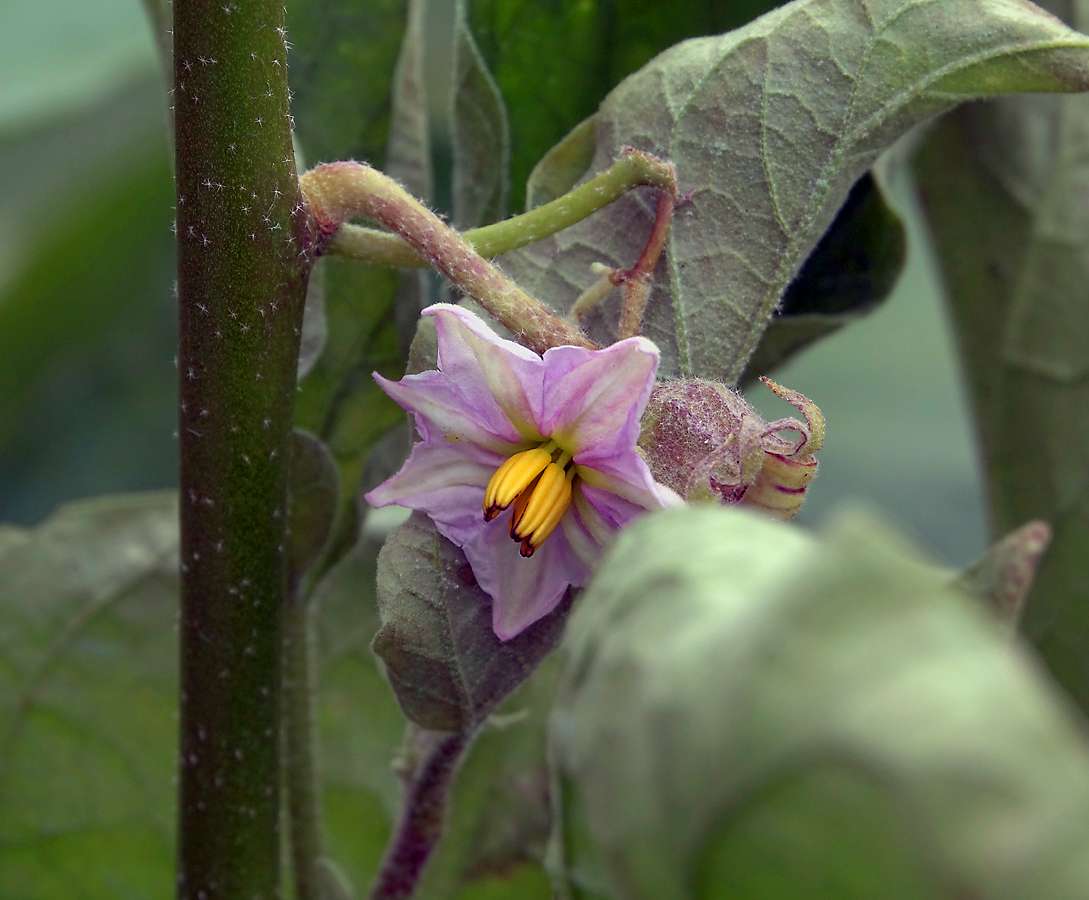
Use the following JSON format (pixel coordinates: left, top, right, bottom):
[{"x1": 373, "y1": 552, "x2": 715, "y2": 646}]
[
  {"x1": 450, "y1": 0, "x2": 510, "y2": 229},
  {"x1": 739, "y1": 170, "x2": 907, "y2": 385},
  {"x1": 287, "y1": 0, "x2": 407, "y2": 167},
  {"x1": 525, "y1": 115, "x2": 598, "y2": 211},
  {"x1": 501, "y1": 0, "x2": 1089, "y2": 385},
  {"x1": 550, "y1": 505, "x2": 1089, "y2": 899},
  {"x1": 0, "y1": 492, "x2": 179, "y2": 899},
  {"x1": 372, "y1": 512, "x2": 571, "y2": 732},
  {"x1": 470, "y1": 0, "x2": 785, "y2": 203},
  {"x1": 914, "y1": 63, "x2": 1089, "y2": 707}
]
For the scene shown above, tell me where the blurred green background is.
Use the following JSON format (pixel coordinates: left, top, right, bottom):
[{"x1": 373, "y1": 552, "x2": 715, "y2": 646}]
[{"x1": 0, "y1": 0, "x2": 987, "y2": 566}]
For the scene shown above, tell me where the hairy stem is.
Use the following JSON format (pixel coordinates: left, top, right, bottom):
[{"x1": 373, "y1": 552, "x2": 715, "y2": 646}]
[
  {"x1": 368, "y1": 731, "x2": 475, "y2": 900},
  {"x1": 300, "y1": 162, "x2": 594, "y2": 353},
  {"x1": 174, "y1": 2, "x2": 311, "y2": 897},
  {"x1": 328, "y1": 148, "x2": 676, "y2": 267}
]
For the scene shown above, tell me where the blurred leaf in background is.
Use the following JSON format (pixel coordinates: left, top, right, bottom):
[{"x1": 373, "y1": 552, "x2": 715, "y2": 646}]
[
  {"x1": 470, "y1": 0, "x2": 783, "y2": 205},
  {"x1": 746, "y1": 160, "x2": 988, "y2": 568},
  {"x1": 551, "y1": 505, "x2": 1089, "y2": 899},
  {"x1": 0, "y1": 0, "x2": 175, "y2": 524}
]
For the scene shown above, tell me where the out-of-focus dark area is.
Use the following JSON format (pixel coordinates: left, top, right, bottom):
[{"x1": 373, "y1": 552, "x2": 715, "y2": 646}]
[
  {"x1": 0, "y1": 0, "x2": 986, "y2": 566},
  {"x1": 0, "y1": 0, "x2": 176, "y2": 524}
]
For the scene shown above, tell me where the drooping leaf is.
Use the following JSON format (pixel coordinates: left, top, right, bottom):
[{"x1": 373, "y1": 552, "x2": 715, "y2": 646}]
[
  {"x1": 298, "y1": 257, "x2": 329, "y2": 382},
  {"x1": 450, "y1": 0, "x2": 510, "y2": 229},
  {"x1": 289, "y1": 0, "x2": 410, "y2": 515},
  {"x1": 914, "y1": 36, "x2": 1089, "y2": 708},
  {"x1": 383, "y1": 0, "x2": 511, "y2": 356},
  {"x1": 316, "y1": 524, "x2": 557, "y2": 897},
  {"x1": 550, "y1": 505, "x2": 1089, "y2": 899},
  {"x1": 372, "y1": 512, "x2": 571, "y2": 732},
  {"x1": 501, "y1": 0, "x2": 1089, "y2": 386},
  {"x1": 293, "y1": 259, "x2": 404, "y2": 518},
  {"x1": 287, "y1": 429, "x2": 341, "y2": 593}
]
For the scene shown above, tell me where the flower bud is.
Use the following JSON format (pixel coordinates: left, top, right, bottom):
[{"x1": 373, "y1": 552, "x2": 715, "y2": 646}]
[{"x1": 637, "y1": 377, "x2": 824, "y2": 518}]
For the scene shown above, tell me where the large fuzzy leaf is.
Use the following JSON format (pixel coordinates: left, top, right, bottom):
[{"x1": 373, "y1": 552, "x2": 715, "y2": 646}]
[
  {"x1": 550, "y1": 505, "x2": 1089, "y2": 899},
  {"x1": 501, "y1": 0, "x2": 1089, "y2": 385},
  {"x1": 0, "y1": 493, "x2": 179, "y2": 899}
]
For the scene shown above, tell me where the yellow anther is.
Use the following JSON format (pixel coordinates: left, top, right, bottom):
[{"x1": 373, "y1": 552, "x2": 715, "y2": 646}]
[
  {"x1": 483, "y1": 443, "x2": 554, "y2": 520},
  {"x1": 510, "y1": 462, "x2": 574, "y2": 557}
]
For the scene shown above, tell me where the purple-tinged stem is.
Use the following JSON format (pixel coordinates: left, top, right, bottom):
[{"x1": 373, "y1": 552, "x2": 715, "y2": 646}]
[
  {"x1": 617, "y1": 190, "x2": 674, "y2": 339},
  {"x1": 368, "y1": 731, "x2": 475, "y2": 900}
]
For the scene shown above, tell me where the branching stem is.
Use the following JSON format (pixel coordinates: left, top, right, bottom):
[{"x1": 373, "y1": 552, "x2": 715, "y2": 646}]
[
  {"x1": 327, "y1": 148, "x2": 675, "y2": 267},
  {"x1": 300, "y1": 162, "x2": 595, "y2": 353}
]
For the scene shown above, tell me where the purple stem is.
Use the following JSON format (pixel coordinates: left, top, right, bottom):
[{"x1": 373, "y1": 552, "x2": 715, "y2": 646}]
[{"x1": 368, "y1": 730, "x2": 475, "y2": 900}]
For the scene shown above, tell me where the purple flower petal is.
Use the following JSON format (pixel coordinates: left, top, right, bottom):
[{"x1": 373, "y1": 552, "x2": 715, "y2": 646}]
[
  {"x1": 426, "y1": 304, "x2": 547, "y2": 439},
  {"x1": 376, "y1": 371, "x2": 525, "y2": 455},
  {"x1": 365, "y1": 441, "x2": 498, "y2": 539},
  {"x1": 367, "y1": 303, "x2": 676, "y2": 640},
  {"x1": 461, "y1": 505, "x2": 591, "y2": 639},
  {"x1": 541, "y1": 337, "x2": 658, "y2": 456}
]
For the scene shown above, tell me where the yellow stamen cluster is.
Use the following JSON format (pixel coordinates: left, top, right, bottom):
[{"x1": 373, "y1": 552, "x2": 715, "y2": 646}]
[{"x1": 482, "y1": 441, "x2": 576, "y2": 557}]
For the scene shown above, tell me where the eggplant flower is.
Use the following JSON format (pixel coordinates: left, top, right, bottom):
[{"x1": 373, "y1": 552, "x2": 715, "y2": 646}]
[{"x1": 365, "y1": 304, "x2": 679, "y2": 639}]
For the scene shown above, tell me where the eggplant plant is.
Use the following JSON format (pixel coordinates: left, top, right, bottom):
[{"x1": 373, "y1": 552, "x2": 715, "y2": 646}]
[{"x1": 4, "y1": 0, "x2": 1089, "y2": 898}]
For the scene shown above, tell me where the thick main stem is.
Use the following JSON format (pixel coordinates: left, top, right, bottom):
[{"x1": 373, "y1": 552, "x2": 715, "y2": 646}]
[{"x1": 174, "y1": 2, "x2": 311, "y2": 898}]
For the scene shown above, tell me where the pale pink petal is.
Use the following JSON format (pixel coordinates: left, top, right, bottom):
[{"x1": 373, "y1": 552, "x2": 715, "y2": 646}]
[
  {"x1": 575, "y1": 447, "x2": 681, "y2": 512},
  {"x1": 541, "y1": 337, "x2": 658, "y2": 456},
  {"x1": 376, "y1": 372, "x2": 527, "y2": 456},
  {"x1": 564, "y1": 489, "x2": 610, "y2": 563},
  {"x1": 461, "y1": 505, "x2": 591, "y2": 640},
  {"x1": 365, "y1": 441, "x2": 499, "y2": 551},
  {"x1": 578, "y1": 482, "x2": 651, "y2": 531},
  {"x1": 425, "y1": 304, "x2": 547, "y2": 439}
]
